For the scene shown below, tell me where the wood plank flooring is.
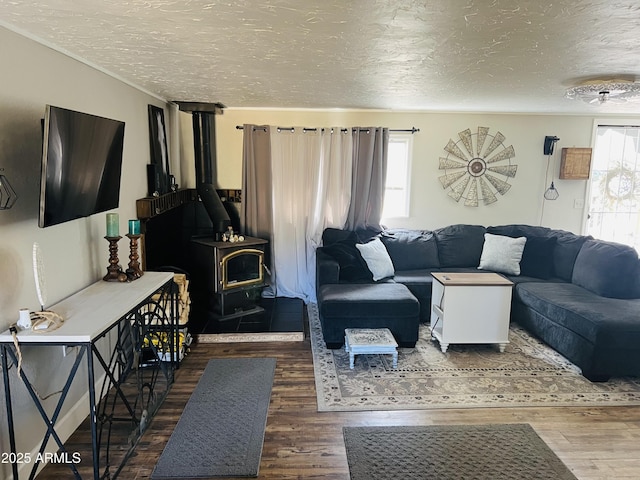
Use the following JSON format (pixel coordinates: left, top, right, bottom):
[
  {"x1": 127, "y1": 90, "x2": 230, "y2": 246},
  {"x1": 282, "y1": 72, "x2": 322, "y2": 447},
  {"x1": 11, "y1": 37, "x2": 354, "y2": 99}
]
[{"x1": 38, "y1": 336, "x2": 640, "y2": 480}]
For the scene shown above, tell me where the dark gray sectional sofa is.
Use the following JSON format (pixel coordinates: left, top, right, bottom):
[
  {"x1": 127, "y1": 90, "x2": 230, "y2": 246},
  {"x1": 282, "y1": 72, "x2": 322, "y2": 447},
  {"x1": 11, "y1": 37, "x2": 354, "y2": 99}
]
[{"x1": 316, "y1": 224, "x2": 640, "y2": 381}]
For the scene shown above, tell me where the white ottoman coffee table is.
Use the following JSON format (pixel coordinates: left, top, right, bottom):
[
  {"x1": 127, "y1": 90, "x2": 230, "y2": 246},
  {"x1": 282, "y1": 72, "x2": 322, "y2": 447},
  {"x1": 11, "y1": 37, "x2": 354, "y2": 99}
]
[{"x1": 344, "y1": 328, "x2": 398, "y2": 369}]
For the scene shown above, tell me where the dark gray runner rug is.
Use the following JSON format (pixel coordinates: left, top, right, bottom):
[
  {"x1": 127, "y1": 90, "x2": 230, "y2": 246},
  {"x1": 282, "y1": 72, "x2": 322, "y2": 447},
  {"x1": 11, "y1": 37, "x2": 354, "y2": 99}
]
[
  {"x1": 152, "y1": 357, "x2": 276, "y2": 479},
  {"x1": 343, "y1": 424, "x2": 577, "y2": 480}
]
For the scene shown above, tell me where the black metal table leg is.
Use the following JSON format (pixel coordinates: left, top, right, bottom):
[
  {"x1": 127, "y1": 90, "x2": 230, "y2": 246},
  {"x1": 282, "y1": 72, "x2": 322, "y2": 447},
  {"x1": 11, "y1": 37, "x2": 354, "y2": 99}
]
[
  {"x1": 86, "y1": 344, "x2": 100, "y2": 480},
  {"x1": 1, "y1": 344, "x2": 18, "y2": 480}
]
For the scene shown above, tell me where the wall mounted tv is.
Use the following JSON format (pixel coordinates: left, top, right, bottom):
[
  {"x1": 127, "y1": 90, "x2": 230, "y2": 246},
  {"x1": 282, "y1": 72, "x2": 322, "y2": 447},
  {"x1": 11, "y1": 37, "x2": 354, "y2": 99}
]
[{"x1": 39, "y1": 105, "x2": 126, "y2": 228}]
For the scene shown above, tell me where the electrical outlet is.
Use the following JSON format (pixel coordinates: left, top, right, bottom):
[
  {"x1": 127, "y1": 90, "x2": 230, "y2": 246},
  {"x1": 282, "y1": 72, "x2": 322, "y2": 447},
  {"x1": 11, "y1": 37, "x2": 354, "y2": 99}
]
[{"x1": 574, "y1": 198, "x2": 585, "y2": 209}]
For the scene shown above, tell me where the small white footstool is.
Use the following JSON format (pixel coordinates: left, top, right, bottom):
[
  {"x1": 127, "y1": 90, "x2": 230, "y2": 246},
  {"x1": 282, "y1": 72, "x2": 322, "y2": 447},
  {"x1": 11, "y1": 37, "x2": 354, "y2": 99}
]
[{"x1": 344, "y1": 328, "x2": 399, "y2": 369}]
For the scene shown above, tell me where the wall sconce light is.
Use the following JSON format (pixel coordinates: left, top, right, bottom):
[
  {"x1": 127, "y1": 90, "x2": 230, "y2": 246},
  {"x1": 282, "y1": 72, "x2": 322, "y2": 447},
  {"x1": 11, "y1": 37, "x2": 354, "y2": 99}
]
[
  {"x1": 0, "y1": 168, "x2": 18, "y2": 210},
  {"x1": 543, "y1": 136, "x2": 560, "y2": 201},
  {"x1": 543, "y1": 136, "x2": 560, "y2": 155}
]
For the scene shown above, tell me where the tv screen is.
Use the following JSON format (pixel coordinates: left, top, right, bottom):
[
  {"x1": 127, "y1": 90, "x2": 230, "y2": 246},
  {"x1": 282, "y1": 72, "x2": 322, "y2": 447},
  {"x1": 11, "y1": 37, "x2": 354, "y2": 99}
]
[{"x1": 39, "y1": 105, "x2": 125, "y2": 228}]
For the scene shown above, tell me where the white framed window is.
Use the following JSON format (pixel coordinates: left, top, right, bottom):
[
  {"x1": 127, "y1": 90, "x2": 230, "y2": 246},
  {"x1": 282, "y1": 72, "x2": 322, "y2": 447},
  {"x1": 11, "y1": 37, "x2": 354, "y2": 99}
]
[{"x1": 382, "y1": 133, "x2": 413, "y2": 218}]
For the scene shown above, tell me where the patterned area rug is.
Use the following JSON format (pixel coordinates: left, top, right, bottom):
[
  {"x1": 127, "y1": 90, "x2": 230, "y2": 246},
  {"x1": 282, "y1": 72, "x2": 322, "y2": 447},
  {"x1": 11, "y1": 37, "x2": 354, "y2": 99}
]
[
  {"x1": 343, "y1": 424, "x2": 578, "y2": 480},
  {"x1": 308, "y1": 303, "x2": 640, "y2": 411}
]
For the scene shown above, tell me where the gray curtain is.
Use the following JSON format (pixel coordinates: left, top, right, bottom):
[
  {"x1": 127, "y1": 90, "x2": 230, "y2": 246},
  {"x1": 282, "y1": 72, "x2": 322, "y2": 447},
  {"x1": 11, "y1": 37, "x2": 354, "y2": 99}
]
[
  {"x1": 345, "y1": 126, "x2": 389, "y2": 230},
  {"x1": 240, "y1": 124, "x2": 273, "y2": 269}
]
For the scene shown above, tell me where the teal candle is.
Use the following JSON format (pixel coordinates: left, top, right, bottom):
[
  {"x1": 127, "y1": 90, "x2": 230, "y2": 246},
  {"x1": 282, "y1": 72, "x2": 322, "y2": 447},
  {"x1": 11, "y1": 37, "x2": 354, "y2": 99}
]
[
  {"x1": 128, "y1": 219, "x2": 141, "y2": 235},
  {"x1": 106, "y1": 213, "x2": 119, "y2": 237}
]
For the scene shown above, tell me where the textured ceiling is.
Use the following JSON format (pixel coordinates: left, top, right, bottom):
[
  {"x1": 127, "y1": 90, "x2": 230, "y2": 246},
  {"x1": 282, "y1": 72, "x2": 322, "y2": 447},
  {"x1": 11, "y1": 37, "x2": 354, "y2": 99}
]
[{"x1": 3, "y1": 0, "x2": 640, "y2": 113}]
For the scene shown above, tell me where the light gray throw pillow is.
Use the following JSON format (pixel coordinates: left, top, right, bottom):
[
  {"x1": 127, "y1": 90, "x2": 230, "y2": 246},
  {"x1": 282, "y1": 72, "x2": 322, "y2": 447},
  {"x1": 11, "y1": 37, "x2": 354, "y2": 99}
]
[
  {"x1": 478, "y1": 233, "x2": 527, "y2": 275},
  {"x1": 356, "y1": 237, "x2": 395, "y2": 281}
]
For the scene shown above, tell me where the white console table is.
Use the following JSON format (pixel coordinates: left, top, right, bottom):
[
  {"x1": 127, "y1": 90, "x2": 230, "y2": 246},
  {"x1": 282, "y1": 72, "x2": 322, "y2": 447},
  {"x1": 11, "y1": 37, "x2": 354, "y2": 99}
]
[{"x1": 0, "y1": 272, "x2": 179, "y2": 479}]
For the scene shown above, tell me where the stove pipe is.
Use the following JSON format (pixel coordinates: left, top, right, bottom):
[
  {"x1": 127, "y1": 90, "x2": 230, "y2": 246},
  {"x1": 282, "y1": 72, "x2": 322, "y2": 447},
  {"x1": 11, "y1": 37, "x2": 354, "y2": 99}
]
[{"x1": 190, "y1": 110, "x2": 230, "y2": 237}]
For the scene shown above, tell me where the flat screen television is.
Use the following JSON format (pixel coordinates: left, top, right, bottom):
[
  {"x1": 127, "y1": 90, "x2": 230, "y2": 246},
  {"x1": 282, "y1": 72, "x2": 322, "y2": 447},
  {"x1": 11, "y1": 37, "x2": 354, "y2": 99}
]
[{"x1": 39, "y1": 105, "x2": 126, "y2": 228}]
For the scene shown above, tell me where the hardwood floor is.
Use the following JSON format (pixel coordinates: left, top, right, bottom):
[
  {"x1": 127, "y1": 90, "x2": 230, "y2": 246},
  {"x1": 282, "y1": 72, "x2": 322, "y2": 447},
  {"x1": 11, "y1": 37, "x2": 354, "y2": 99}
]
[{"x1": 38, "y1": 336, "x2": 640, "y2": 479}]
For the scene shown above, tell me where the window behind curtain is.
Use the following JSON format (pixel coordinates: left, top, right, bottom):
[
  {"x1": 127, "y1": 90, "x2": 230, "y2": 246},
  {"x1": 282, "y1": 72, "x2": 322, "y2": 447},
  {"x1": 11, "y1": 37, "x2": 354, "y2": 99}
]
[
  {"x1": 588, "y1": 125, "x2": 640, "y2": 251},
  {"x1": 382, "y1": 133, "x2": 412, "y2": 219}
]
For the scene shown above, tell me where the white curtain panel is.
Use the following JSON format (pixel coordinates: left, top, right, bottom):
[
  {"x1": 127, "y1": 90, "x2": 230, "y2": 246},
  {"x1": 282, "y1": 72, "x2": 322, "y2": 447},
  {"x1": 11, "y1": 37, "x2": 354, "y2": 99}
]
[
  {"x1": 310, "y1": 129, "x2": 353, "y2": 240},
  {"x1": 270, "y1": 127, "x2": 352, "y2": 302},
  {"x1": 306, "y1": 129, "x2": 353, "y2": 297}
]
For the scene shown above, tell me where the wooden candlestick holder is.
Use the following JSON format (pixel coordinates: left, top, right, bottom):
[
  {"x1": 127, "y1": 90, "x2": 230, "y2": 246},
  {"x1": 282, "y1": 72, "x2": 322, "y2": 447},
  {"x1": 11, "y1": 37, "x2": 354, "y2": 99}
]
[
  {"x1": 103, "y1": 236, "x2": 128, "y2": 282},
  {"x1": 126, "y1": 234, "x2": 144, "y2": 280}
]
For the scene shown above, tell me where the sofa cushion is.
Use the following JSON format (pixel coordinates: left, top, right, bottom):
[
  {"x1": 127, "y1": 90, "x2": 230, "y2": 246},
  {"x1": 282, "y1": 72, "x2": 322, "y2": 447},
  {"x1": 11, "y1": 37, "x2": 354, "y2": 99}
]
[
  {"x1": 514, "y1": 282, "x2": 640, "y2": 349},
  {"x1": 322, "y1": 227, "x2": 380, "y2": 245},
  {"x1": 321, "y1": 229, "x2": 372, "y2": 282},
  {"x1": 380, "y1": 228, "x2": 440, "y2": 270},
  {"x1": 356, "y1": 237, "x2": 395, "y2": 281},
  {"x1": 434, "y1": 224, "x2": 486, "y2": 267},
  {"x1": 322, "y1": 227, "x2": 354, "y2": 245},
  {"x1": 319, "y1": 283, "x2": 419, "y2": 318},
  {"x1": 478, "y1": 233, "x2": 527, "y2": 275},
  {"x1": 493, "y1": 227, "x2": 588, "y2": 279},
  {"x1": 391, "y1": 269, "x2": 438, "y2": 321},
  {"x1": 553, "y1": 233, "x2": 591, "y2": 282},
  {"x1": 520, "y1": 236, "x2": 557, "y2": 279},
  {"x1": 572, "y1": 239, "x2": 640, "y2": 299},
  {"x1": 487, "y1": 224, "x2": 553, "y2": 239},
  {"x1": 391, "y1": 269, "x2": 437, "y2": 285}
]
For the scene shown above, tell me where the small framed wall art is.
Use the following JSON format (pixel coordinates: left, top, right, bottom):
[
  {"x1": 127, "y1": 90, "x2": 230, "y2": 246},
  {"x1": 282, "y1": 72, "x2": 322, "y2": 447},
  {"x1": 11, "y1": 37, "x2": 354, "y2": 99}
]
[{"x1": 148, "y1": 105, "x2": 170, "y2": 195}]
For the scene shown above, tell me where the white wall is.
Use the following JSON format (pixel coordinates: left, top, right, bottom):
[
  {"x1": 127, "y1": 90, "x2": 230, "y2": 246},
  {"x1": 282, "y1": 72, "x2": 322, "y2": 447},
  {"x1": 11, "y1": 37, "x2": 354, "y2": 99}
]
[
  {"x1": 0, "y1": 26, "x2": 173, "y2": 479},
  {"x1": 214, "y1": 109, "x2": 640, "y2": 234}
]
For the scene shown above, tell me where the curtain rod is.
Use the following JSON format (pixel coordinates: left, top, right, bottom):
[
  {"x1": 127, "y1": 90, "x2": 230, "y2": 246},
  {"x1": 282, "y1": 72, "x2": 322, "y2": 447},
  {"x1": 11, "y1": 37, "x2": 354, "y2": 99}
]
[{"x1": 235, "y1": 125, "x2": 419, "y2": 134}]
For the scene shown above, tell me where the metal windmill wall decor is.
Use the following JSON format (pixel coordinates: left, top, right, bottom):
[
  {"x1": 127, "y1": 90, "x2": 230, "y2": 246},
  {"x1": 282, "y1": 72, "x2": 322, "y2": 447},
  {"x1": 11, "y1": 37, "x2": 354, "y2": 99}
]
[{"x1": 439, "y1": 127, "x2": 517, "y2": 206}]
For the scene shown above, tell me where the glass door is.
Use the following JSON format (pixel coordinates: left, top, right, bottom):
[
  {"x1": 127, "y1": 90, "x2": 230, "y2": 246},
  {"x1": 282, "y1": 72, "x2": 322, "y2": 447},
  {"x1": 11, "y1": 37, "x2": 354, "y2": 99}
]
[{"x1": 587, "y1": 126, "x2": 640, "y2": 251}]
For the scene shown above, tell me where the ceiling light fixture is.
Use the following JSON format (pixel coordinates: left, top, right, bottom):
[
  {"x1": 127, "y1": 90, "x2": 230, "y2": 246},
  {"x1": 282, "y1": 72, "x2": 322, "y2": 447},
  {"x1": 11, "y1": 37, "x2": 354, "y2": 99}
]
[{"x1": 565, "y1": 79, "x2": 640, "y2": 105}]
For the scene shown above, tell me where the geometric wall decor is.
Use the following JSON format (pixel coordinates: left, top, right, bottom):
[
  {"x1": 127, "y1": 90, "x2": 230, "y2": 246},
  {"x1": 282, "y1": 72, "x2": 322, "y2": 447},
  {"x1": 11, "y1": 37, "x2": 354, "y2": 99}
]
[{"x1": 439, "y1": 127, "x2": 517, "y2": 206}]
